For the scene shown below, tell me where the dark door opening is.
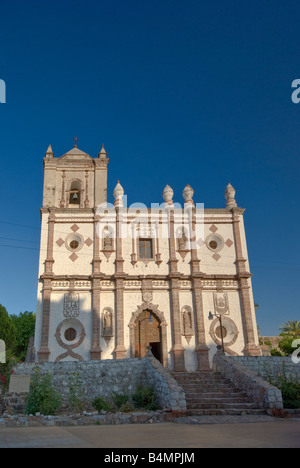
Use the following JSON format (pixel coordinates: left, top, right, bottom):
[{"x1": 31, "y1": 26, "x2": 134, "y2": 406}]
[{"x1": 149, "y1": 342, "x2": 162, "y2": 363}]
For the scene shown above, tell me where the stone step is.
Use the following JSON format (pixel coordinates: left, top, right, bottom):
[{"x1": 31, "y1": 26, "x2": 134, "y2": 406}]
[
  {"x1": 179, "y1": 386, "x2": 239, "y2": 394},
  {"x1": 179, "y1": 383, "x2": 237, "y2": 390},
  {"x1": 172, "y1": 373, "x2": 227, "y2": 379},
  {"x1": 186, "y1": 402, "x2": 259, "y2": 410},
  {"x1": 186, "y1": 408, "x2": 267, "y2": 416},
  {"x1": 171, "y1": 372, "x2": 225, "y2": 380},
  {"x1": 186, "y1": 395, "x2": 249, "y2": 403}
]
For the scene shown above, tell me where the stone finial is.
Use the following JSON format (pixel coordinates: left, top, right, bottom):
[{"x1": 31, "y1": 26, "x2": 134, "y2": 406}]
[
  {"x1": 113, "y1": 180, "x2": 124, "y2": 207},
  {"x1": 45, "y1": 145, "x2": 53, "y2": 157},
  {"x1": 98, "y1": 144, "x2": 107, "y2": 158},
  {"x1": 162, "y1": 185, "x2": 174, "y2": 206},
  {"x1": 182, "y1": 184, "x2": 194, "y2": 207},
  {"x1": 225, "y1": 183, "x2": 237, "y2": 209}
]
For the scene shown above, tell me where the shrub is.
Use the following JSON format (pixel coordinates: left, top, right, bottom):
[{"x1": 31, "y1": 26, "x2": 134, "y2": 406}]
[
  {"x1": 119, "y1": 401, "x2": 135, "y2": 413},
  {"x1": 264, "y1": 362, "x2": 300, "y2": 409},
  {"x1": 68, "y1": 373, "x2": 87, "y2": 413},
  {"x1": 25, "y1": 371, "x2": 62, "y2": 415},
  {"x1": 132, "y1": 385, "x2": 160, "y2": 411},
  {"x1": 92, "y1": 396, "x2": 112, "y2": 413},
  {"x1": 278, "y1": 335, "x2": 300, "y2": 356},
  {"x1": 270, "y1": 348, "x2": 283, "y2": 356},
  {"x1": 112, "y1": 392, "x2": 129, "y2": 409}
]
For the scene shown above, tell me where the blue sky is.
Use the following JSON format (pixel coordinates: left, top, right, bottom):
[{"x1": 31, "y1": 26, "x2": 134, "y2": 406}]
[{"x1": 0, "y1": 0, "x2": 299, "y2": 336}]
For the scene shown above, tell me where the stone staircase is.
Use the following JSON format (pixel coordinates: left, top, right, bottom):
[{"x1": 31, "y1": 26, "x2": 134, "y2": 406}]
[{"x1": 172, "y1": 371, "x2": 267, "y2": 416}]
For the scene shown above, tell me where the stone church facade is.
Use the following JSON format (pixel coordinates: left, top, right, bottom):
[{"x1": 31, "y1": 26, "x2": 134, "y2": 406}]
[{"x1": 34, "y1": 143, "x2": 261, "y2": 371}]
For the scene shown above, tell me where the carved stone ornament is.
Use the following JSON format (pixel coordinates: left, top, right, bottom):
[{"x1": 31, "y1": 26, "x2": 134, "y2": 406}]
[
  {"x1": 101, "y1": 226, "x2": 115, "y2": 261},
  {"x1": 142, "y1": 291, "x2": 153, "y2": 303},
  {"x1": 181, "y1": 306, "x2": 194, "y2": 344},
  {"x1": 102, "y1": 308, "x2": 114, "y2": 345},
  {"x1": 213, "y1": 292, "x2": 229, "y2": 316},
  {"x1": 64, "y1": 293, "x2": 80, "y2": 318},
  {"x1": 176, "y1": 227, "x2": 189, "y2": 260}
]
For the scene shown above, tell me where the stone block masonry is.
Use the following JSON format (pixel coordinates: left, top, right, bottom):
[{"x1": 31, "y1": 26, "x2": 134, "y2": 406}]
[
  {"x1": 10, "y1": 355, "x2": 186, "y2": 413},
  {"x1": 230, "y1": 356, "x2": 300, "y2": 382},
  {"x1": 144, "y1": 351, "x2": 186, "y2": 412},
  {"x1": 213, "y1": 352, "x2": 283, "y2": 411}
]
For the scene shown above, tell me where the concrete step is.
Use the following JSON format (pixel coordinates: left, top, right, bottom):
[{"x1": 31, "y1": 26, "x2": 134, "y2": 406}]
[
  {"x1": 186, "y1": 408, "x2": 267, "y2": 416},
  {"x1": 180, "y1": 383, "x2": 237, "y2": 390},
  {"x1": 171, "y1": 370, "x2": 267, "y2": 416},
  {"x1": 186, "y1": 388, "x2": 249, "y2": 394},
  {"x1": 186, "y1": 396, "x2": 250, "y2": 404},
  {"x1": 187, "y1": 401, "x2": 258, "y2": 410}
]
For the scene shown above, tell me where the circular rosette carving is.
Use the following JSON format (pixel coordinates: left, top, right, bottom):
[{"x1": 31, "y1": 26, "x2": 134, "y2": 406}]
[
  {"x1": 55, "y1": 318, "x2": 86, "y2": 350},
  {"x1": 209, "y1": 316, "x2": 239, "y2": 353}
]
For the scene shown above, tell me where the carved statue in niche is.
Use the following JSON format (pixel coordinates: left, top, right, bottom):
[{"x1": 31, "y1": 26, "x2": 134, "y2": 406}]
[
  {"x1": 178, "y1": 230, "x2": 187, "y2": 250},
  {"x1": 102, "y1": 308, "x2": 113, "y2": 345},
  {"x1": 181, "y1": 306, "x2": 194, "y2": 344},
  {"x1": 103, "y1": 233, "x2": 113, "y2": 250},
  {"x1": 177, "y1": 227, "x2": 189, "y2": 260},
  {"x1": 102, "y1": 226, "x2": 114, "y2": 261},
  {"x1": 64, "y1": 293, "x2": 79, "y2": 318}
]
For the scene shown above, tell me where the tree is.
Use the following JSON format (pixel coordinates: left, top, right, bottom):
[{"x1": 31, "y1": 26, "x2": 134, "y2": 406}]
[
  {"x1": 10, "y1": 311, "x2": 36, "y2": 362},
  {"x1": 279, "y1": 321, "x2": 300, "y2": 337},
  {"x1": 0, "y1": 304, "x2": 16, "y2": 354}
]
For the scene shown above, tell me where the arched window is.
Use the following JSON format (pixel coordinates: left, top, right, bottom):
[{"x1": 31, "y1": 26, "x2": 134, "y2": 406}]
[{"x1": 69, "y1": 181, "x2": 82, "y2": 206}]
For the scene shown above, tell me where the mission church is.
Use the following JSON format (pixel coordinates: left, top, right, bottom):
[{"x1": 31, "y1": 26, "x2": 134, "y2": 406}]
[{"x1": 33, "y1": 143, "x2": 261, "y2": 371}]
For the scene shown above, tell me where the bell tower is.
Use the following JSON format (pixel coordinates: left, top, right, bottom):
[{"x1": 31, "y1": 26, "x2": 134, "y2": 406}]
[
  {"x1": 42, "y1": 143, "x2": 109, "y2": 209},
  {"x1": 36, "y1": 143, "x2": 109, "y2": 362}
]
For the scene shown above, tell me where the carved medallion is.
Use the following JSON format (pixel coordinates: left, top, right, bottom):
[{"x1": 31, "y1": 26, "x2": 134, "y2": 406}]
[
  {"x1": 142, "y1": 291, "x2": 153, "y2": 303},
  {"x1": 213, "y1": 292, "x2": 229, "y2": 315},
  {"x1": 64, "y1": 293, "x2": 80, "y2": 317}
]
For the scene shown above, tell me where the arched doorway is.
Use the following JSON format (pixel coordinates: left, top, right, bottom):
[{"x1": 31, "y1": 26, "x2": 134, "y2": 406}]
[{"x1": 134, "y1": 309, "x2": 162, "y2": 362}]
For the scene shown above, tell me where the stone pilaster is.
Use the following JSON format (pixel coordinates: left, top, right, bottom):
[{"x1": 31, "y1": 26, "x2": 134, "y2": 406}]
[
  {"x1": 38, "y1": 277, "x2": 52, "y2": 362},
  {"x1": 45, "y1": 211, "x2": 55, "y2": 274},
  {"x1": 188, "y1": 206, "x2": 210, "y2": 371},
  {"x1": 169, "y1": 276, "x2": 185, "y2": 371},
  {"x1": 114, "y1": 276, "x2": 127, "y2": 359},
  {"x1": 114, "y1": 204, "x2": 127, "y2": 359},
  {"x1": 165, "y1": 200, "x2": 185, "y2": 372},
  {"x1": 60, "y1": 171, "x2": 66, "y2": 208},
  {"x1": 92, "y1": 214, "x2": 101, "y2": 273},
  {"x1": 90, "y1": 276, "x2": 102, "y2": 360},
  {"x1": 232, "y1": 208, "x2": 261, "y2": 356},
  {"x1": 38, "y1": 211, "x2": 55, "y2": 362}
]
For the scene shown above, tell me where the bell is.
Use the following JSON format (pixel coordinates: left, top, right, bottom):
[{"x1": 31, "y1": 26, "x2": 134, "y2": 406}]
[{"x1": 72, "y1": 192, "x2": 79, "y2": 200}]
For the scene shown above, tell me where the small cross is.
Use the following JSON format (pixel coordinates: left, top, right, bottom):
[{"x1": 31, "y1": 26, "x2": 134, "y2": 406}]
[{"x1": 74, "y1": 137, "x2": 79, "y2": 147}]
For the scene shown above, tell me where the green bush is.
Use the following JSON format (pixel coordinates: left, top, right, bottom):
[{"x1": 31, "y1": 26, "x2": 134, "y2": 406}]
[
  {"x1": 264, "y1": 362, "x2": 300, "y2": 409},
  {"x1": 281, "y1": 380, "x2": 300, "y2": 409},
  {"x1": 68, "y1": 373, "x2": 86, "y2": 413},
  {"x1": 132, "y1": 385, "x2": 160, "y2": 411},
  {"x1": 273, "y1": 372, "x2": 300, "y2": 409},
  {"x1": 270, "y1": 348, "x2": 283, "y2": 356},
  {"x1": 112, "y1": 392, "x2": 129, "y2": 409},
  {"x1": 25, "y1": 371, "x2": 62, "y2": 415},
  {"x1": 119, "y1": 401, "x2": 135, "y2": 413},
  {"x1": 278, "y1": 335, "x2": 300, "y2": 356},
  {"x1": 92, "y1": 396, "x2": 112, "y2": 413}
]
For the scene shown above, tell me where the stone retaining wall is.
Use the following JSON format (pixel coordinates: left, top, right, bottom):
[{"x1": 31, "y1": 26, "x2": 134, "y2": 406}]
[
  {"x1": 230, "y1": 356, "x2": 300, "y2": 382},
  {"x1": 8, "y1": 355, "x2": 186, "y2": 413},
  {"x1": 0, "y1": 410, "x2": 168, "y2": 427},
  {"x1": 213, "y1": 352, "x2": 283, "y2": 410},
  {"x1": 144, "y1": 351, "x2": 186, "y2": 412}
]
